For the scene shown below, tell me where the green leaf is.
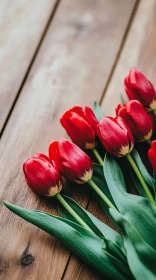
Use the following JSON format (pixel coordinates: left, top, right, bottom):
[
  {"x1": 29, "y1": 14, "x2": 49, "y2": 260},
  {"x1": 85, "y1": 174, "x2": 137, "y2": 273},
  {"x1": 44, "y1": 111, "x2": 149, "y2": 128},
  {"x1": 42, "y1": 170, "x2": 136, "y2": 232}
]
[
  {"x1": 92, "y1": 164, "x2": 119, "y2": 228},
  {"x1": 4, "y1": 202, "x2": 131, "y2": 280},
  {"x1": 153, "y1": 170, "x2": 156, "y2": 180},
  {"x1": 110, "y1": 208, "x2": 156, "y2": 280},
  {"x1": 58, "y1": 195, "x2": 103, "y2": 237},
  {"x1": 92, "y1": 164, "x2": 117, "y2": 213},
  {"x1": 130, "y1": 169, "x2": 150, "y2": 199},
  {"x1": 104, "y1": 153, "x2": 156, "y2": 250},
  {"x1": 35, "y1": 210, "x2": 132, "y2": 279},
  {"x1": 120, "y1": 93, "x2": 126, "y2": 104},
  {"x1": 131, "y1": 149, "x2": 155, "y2": 193},
  {"x1": 92, "y1": 102, "x2": 104, "y2": 121},
  {"x1": 58, "y1": 195, "x2": 126, "y2": 261}
]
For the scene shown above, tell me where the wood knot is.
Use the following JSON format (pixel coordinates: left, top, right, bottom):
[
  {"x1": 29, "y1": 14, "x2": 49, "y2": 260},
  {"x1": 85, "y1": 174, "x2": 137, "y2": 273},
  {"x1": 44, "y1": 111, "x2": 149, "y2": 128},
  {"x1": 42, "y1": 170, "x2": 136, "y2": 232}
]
[
  {"x1": 21, "y1": 254, "x2": 35, "y2": 266},
  {"x1": 20, "y1": 241, "x2": 35, "y2": 266}
]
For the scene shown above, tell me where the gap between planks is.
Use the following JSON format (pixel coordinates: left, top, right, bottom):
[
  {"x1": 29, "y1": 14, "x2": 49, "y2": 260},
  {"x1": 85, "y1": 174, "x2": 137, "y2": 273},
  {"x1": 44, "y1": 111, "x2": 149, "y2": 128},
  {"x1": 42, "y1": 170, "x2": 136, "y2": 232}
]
[
  {"x1": 0, "y1": 0, "x2": 61, "y2": 139},
  {"x1": 60, "y1": 0, "x2": 140, "y2": 279},
  {"x1": 99, "y1": 0, "x2": 140, "y2": 105}
]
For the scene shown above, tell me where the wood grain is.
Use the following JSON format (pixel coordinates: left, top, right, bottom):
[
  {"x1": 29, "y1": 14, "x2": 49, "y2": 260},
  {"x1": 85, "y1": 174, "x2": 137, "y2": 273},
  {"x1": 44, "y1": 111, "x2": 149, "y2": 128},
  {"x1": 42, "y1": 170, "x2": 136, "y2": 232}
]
[
  {"x1": 0, "y1": 0, "x2": 136, "y2": 279},
  {"x1": 62, "y1": 0, "x2": 138, "y2": 279},
  {"x1": 101, "y1": 0, "x2": 156, "y2": 116},
  {"x1": 0, "y1": 0, "x2": 58, "y2": 134}
]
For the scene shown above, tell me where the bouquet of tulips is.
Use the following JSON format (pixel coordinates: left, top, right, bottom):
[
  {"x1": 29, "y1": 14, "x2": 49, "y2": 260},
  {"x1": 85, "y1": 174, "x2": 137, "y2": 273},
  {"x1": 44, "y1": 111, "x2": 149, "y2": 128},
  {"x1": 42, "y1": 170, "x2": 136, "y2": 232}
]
[{"x1": 4, "y1": 69, "x2": 156, "y2": 280}]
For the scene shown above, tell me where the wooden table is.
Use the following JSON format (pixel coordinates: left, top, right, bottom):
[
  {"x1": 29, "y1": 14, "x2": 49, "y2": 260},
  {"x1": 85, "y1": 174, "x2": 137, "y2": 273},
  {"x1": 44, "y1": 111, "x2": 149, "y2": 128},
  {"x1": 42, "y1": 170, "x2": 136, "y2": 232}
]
[{"x1": 0, "y1": 0, "x2": 156, "y2": 279}]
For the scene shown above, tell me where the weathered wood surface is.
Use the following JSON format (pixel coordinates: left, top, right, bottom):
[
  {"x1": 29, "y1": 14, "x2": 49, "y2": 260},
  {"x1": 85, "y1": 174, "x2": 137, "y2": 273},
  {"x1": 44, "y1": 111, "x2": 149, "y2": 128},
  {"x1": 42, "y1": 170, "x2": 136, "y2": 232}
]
[
  {"x1": 0, "y1": 0, "x2": 139, "y2": 279},
  {"x1": 0, "y1": 0, "x2": 58, "y2": 134},
  {"x1": 101, "y1": 0, "x2": 156, "y2": 115}
]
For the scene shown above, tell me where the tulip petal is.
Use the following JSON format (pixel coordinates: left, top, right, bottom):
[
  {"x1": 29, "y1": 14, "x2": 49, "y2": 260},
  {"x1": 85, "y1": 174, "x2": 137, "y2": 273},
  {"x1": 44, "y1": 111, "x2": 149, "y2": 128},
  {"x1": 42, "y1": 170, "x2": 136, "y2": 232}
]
[
  {"x1": 148, "y1": 143, "x2": 156, "y2": 172},
  {"x1": 116, "y1": 100, "x2": 153, "y2": 142},
  {"x1": 57, "y1": 139, "x2": 93, "y2": 183},
  {"x1": 60, "y1": 110, "x2": 95, "y2": 149},
  {"x1": 83, "y1": 106, "x2": 99, "y2": 130},
  {"x1": 124, "y1": 76, "x2": 138, "y2": 100},
  {"x1": 127, "y1": 101, "x2": 152, "y2": 140},
  {"x1": 124, "y1": 68, "x2": 156, "y2": 109},
  {"x1": 23, "y1": 153, "x2": 62, "y2": 196},
  {"x1": 151, "y1": 140, "x2": 156, "y2": 153},
  {"x1": 97, "y1": 117, "x2": 133, "y2": 157},
  {"x1": 49, "y1": 141, "x2": 59, "y2": 163}
]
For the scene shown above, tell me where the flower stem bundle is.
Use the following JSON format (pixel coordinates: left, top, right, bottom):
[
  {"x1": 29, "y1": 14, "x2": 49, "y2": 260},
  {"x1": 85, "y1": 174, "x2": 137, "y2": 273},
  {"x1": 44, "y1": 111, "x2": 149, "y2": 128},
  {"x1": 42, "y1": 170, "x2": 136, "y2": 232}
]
[{"x1": 4, "y1": 68, "x2": 156, "y2": 280}]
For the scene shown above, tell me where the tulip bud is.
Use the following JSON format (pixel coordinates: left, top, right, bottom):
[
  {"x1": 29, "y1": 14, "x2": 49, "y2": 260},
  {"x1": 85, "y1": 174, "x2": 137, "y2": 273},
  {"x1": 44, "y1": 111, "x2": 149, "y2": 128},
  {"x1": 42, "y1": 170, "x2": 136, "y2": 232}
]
[
  {"x1": 124, "y1": 68, "x2": 156, "y2": 110},
  {"x1": 148, "y1": 140, "x2": 156, "y2": 171},
  {"x1": 60, "y1": 106, "x2": 98, "y2": 149},
  {"x1": 23, "y1": 153, "x2": 62, "y2": 196},
  {"x1": 116, "y1": 100, "x2": 153, "y2": 142},
  {"x1": 97, "y1": 117, "x2": 134, "y2": 157},
  {"x1": 49, "y1": 139, "x2": 93, "y2": 183}
]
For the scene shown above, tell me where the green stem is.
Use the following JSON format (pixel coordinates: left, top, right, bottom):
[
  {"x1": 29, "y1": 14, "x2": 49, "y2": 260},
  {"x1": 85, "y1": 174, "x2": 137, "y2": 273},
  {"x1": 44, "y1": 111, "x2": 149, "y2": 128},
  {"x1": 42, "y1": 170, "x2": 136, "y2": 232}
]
[
  {"x1": 92, "y1": 148, "x2": 103, "y2": 165},
  {"x1": 126, "y1": 153, "x2": 155, "y2": 205},
  {"x1": 87, "y1": 179, "x2": 117, "y2": 210},
  {"x1": 152, "y1": 109, "x2": 156, "y2": 116},
  {"x1": 146, "y1": 139, "x2": 152, "y2": 147},
  {"x1": 55, "y1": 193, "x2": 94, "y2": 233}
]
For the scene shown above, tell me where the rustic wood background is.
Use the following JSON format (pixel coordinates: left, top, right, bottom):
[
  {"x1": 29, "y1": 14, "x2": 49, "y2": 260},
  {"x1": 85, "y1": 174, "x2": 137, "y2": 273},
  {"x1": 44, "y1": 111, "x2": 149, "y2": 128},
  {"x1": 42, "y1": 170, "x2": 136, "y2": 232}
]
[{"x1": 0, "y1": 0, "x2": 156, "y2": 279}]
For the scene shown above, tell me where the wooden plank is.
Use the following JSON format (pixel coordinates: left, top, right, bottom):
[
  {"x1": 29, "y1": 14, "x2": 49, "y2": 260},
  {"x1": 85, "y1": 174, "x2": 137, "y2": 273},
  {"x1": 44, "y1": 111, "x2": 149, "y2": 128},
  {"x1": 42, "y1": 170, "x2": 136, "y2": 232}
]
[
  {"x1": 83, "y1": 0, "x2": 156, "y2": 278},
  {"x1": 101, "y1": 0, "x2": 156, "y2": 116},
  {"x1": 62, "y1": 1, "x2": 138, "y2": 279},
  {"x1": 0, "y1": 0, "x2": 58, "y2": 134},
  {"x1": 0, "y1": 0, "x2": 136, "y2": 279}
]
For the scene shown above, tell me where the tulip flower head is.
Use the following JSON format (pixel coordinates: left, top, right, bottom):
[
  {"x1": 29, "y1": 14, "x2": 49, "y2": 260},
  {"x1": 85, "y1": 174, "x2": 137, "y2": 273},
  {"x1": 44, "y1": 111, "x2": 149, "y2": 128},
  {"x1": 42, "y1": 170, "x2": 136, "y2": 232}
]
[
  {"x1": 49, "y1": 139, "x2": 93, "y2": 183},
  {"x1": 23, "y1": 153, "x2": 62, "y2": 196},
  {"x1": 124, "y1": 68, "x2": 156, "y2": 110},
  {"x1": 60, "y1": 106, "x2": 98, "y2": 149},
  {"x1": 116, "y1": 100, "x2": 153, "y2": 142},
  {"x1": 148, "y1": 140, "x2": 156, "y2": 172},
  {"x1": 97, "y1": 117, "x2": 134, "y2": 157}
]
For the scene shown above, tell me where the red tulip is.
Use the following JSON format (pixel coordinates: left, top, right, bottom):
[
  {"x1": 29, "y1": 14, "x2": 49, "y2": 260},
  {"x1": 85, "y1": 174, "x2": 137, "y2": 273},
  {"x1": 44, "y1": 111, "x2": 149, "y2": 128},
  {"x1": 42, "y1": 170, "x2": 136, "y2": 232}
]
[
  {"x1": 49, "y1": 139, "x2": 93, "y2": 183},
  {"x1": 60, "y1": 106, "x2": 98, "y2": 149},
  {"x1": 148, "y1": 140, "x2": 156, "y2": 171},
  {"x1": 124, "y1": 68, "x2": 156, "y2": 110},
  {"x1": 23, "y1": 153, "x2": 62, "y2": 196},
  {"x1": 97, "y1": 117, "x2": 134, "y2": 157},
  {"x1": 116, "y1": 100, "x2": 153, "y2": 142}
]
